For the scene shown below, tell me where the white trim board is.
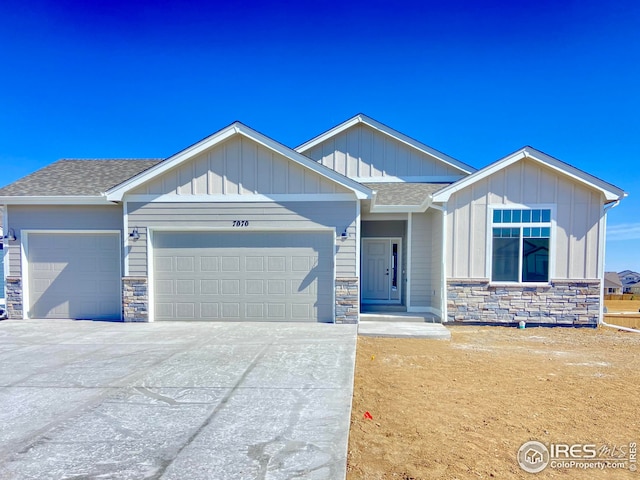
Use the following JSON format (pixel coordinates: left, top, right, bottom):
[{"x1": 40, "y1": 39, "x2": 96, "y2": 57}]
[{"x1": 123, "y1": 193, "x2": 357, "y2": 203}]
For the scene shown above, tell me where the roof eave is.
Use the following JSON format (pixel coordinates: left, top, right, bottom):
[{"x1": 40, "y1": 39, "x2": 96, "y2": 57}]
[{"x1": 0, "y1": 195, "x2": 112, "y2": 205}]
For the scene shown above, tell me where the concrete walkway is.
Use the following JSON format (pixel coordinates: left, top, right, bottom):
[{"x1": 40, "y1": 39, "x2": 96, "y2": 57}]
[
  {"x1": 358, "y1": 320, "x2": 451, "y2": 339},
  {"x1": 0, "y1": 320, "x2": 357, "y2": 480}
]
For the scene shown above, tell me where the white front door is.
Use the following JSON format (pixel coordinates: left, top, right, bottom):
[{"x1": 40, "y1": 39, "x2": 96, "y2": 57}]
[{"x1": 361, "y1": 238, "x2": 402, "y2": 303}]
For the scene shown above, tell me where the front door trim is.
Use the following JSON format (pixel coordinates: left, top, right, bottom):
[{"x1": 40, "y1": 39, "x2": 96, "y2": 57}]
[{"x1": 361, "y1": 237, "x2": 402, "y2": 304}]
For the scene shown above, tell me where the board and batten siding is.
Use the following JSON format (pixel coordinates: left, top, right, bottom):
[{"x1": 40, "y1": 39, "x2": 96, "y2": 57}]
[
  {"x1": 410, "y1": 209, "x2": 442, "y2": 311},
  {"x1": 7, "y1": 205, "x2": 123, "y2": 277},
  {"x1": 130, "y1": 135, "x2": 349, "y2": 196},
  {"x1": 445, "y1": 159, "x2": 603, "y2": 280},
  {"x1": 126, "y1": 201, "x2": 358, "y2": 277},
  {"x1": 304, "y1": 124, "x2": 465, "y2": 179}
]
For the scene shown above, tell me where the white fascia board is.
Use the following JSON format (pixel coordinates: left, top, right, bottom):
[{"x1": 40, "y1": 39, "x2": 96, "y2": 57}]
[
  {"x1": 106, "y1": 124, "x2": 239, "y2": 201},
  {"x1": 352, "y1": 175, "x2": 464, "y2": 183},
  {"x1": 432, "y1": 147, "x2": 626, "y2": 203},
  {"x1": 123, "y1": 193, "x2": 357, "y2": 203},
  {"x1": 106, "y1": 122, "x2": 371, "y2": 201},
  {"x1": 0, "y1": 196, "x2": 113, "y2": 205},
  {"x1": 295, "y1": 114, "x2": 477, "y2": 175},
  {"x1": 521, "y1": 147, "x2": 626, "y2": 202},
  {"x1": 369, "y1": 196, "x2": 432, "y2": 213}
]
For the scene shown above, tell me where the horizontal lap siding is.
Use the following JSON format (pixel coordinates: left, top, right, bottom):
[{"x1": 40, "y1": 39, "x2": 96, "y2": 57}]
[
  {"x1": 7, "y1": 205, "x2": 123, "y2": 277},
  {"x1": 446, "y1": 159, "x2": 602, "y2": 279},
  {"x1": 127, "y1": 201, "x2": 357, "y2": 277},
  {"x1": 410, "y1": 210, "x2": 442, "y2": 309},
  {"x1": 430, "y1": 210, "x2": 443, "y2": 312}
]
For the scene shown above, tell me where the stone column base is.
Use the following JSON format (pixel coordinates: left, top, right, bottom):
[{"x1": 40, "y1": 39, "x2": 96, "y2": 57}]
[
  {"x1": 335, "y1": 277, "x2": 359, "y2": 324},
  {"x1": 6, "y1": 277, "x2": 23, "y2": 319},
  {"x1": 123, "y1": 277, "x2": 149, "y2": 322}
]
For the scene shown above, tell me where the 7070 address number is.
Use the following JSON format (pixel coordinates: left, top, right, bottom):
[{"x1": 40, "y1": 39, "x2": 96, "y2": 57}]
[{"x1": 232, "y1": 220, "x2": 249, "y2": 227}]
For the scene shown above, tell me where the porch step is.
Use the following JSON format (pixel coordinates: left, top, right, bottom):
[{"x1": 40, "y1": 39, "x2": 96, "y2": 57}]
[
  {"x1": 358, "y1": 321, "x2": 451, "y2": 339},
  {"x1": 359, "y1": 313, "x2": 439, "y2": 323}
]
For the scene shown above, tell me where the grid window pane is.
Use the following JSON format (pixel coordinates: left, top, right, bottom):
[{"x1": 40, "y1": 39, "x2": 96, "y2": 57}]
[
  {"x1": 523, "y1": 238, "x2": 549, "y2": 282},
  {"x1": 492, "y1": 238, "x2": 519, "y2": 282},
  {"x1": 503, "y1": 210, "x2": 512, "y2": 223},
  {"x1": 542, "y1": 227, "x2": 550, "y2": 237},
  {"x1": 542, "y1": 209, "x2": 551, "y2": 222},
  {"x1": 522, "y1": 210, "x2": 531, "y2": 222},
  {"x1": 512, "y1": 210, "x2": 521, "y2": 222},
  {"x1": 493, "y1": 210, "x2": 501, "y2": 223},
  {"x1": 532, "y1": 209, "x2": 541, "y2": 222}
]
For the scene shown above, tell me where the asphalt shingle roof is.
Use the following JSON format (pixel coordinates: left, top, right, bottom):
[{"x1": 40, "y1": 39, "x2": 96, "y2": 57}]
[
  {"x1": 0, "y1": 159, "x2": 162, "y2": 196},
  {"x1": 362, "y1": 182, "x2": 451, "y2": 206}
]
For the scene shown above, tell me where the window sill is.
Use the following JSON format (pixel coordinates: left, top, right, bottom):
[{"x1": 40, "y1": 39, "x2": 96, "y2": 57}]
[{"x1": 489, "y1": 282, "x2": 551, "y2": 287}]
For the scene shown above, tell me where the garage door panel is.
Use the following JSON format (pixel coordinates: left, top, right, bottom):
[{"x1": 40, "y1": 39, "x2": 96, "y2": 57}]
[
  {"x1": 154, "y1": 231, "x2": 333, "y2": 322},
  {"x1": 27, "y1": 233, "x2": 121, "y2": 320}
]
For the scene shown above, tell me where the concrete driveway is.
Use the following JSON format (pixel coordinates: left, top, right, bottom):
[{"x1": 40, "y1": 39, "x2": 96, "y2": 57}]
[{"x1": 0, "y1": 320, "x2": 357, "y2": 480}]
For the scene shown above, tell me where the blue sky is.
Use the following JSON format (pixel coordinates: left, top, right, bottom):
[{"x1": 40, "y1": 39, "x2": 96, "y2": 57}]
[{"x1": 1, "y1": 0, "x2": 639, "y2": 272}]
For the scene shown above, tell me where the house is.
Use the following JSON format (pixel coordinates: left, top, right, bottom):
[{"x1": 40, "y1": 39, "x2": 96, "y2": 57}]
[
  {"x1": 619, "y1": 270, "x2": 640, "y2": 293},
  {"x1": 0, "y1": 115, "x2": 626, "y2": 326},
  {"x1": 604, "y1": 272, "x2": 623, "y2": 294},
  {"x1": 628, "y1": 281, "x2": 640, "y2": 295}
]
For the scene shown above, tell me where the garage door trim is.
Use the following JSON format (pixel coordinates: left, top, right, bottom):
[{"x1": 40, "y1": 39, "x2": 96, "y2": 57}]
[
  {"x1": 147, "y1": 227, "x2": 336, "y2": 322},
  {"x1": 22, "y1": 229, "x2": 123, "y2": 320}
]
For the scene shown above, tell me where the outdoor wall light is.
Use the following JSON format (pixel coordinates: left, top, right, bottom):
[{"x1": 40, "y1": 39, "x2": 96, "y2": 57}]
[
  {"x1": 129, "y1": 227, "x2": 140, "y2": 241},
  {"x1": 3, "y1": 228, "x2": 16, "y2": 242},
  {"x1": 337, "y1": 229, "x2": 348, "y2": 240}
]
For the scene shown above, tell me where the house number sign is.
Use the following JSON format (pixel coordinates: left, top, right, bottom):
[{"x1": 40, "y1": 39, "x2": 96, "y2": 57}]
[{"x1": 232, "y1": 220, "x2": 250, "y2": 227}]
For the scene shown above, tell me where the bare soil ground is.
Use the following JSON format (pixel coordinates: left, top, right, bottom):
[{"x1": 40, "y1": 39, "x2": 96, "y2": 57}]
[{"x1": 347, "y1": 326, "x2": 640, "y2": 479}]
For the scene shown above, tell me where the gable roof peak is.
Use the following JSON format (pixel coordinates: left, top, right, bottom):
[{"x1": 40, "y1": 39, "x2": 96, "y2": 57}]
[{"x1": 295, "y1": 113, "x2": 476, "y2": 175}]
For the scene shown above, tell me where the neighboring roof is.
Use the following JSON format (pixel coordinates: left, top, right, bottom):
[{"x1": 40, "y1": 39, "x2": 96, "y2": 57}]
[
  {"x1": 604, "y1": 272, "x2": 623, "y2": 289},
  {"x1": 106, "y1": 122, "x2": 372, "y2": 201},
  {"x1": 295, "y1": 113, "x2": 477, "y2": 175},
  {"x1": 432, "y1": 146, "x2": 627, "y2": 203},
  {"x1": 363, "y1": 182, "x2": 451, "y2": 206},
  {"x1": 0, "y1": 159, "x2": 161, "y2": 197}
]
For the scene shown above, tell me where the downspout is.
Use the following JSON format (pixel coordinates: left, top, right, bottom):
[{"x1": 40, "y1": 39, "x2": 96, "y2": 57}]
[{"x1": 430, "y1": 202, "x2": 447, "y2": 323}]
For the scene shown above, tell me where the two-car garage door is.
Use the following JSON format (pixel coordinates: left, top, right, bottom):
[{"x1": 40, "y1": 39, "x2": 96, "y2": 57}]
[{"x1": 153, "y1": 231, "x2": 333, "y2": 322}]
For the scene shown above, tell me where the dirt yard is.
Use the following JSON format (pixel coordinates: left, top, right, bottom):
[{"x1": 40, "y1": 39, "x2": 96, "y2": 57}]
[{"x1": 347, "y1": 326, "x2": 640, "y2": 479}]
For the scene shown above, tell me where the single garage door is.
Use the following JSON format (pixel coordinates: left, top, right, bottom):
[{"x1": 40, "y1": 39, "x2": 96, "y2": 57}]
[
  {"x1": 153, "y1": 231, "x2": 333, "y2": 322},
  {"x1": 27, "y1": 232, "x2": 121, "y2": 320}
]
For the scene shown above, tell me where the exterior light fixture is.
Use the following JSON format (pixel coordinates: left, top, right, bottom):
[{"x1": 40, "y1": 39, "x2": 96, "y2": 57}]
[
  {"x1": 337, "y1": 229, "x2": 348, "y2": 240},
  {"x1": 129, "y1": 227, "x2": 140, "y2": 241},
  {"x1": 3, "y1": 228, "x2": 16, "y2": 242}
]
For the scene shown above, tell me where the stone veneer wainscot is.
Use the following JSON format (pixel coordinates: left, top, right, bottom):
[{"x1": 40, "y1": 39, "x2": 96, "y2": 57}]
[
  {"x1": 123, "y1": 277, "x2": 149, "y2": 322},
  {"x1": 335, "y1": 277, "x2": 359, "y2": 324},
  {"x1": 447, "y1": 279, "x2": 601, "y2": 326},
  {"x1": 6, "y1": 277, "x2": 23, "y2": 319}
]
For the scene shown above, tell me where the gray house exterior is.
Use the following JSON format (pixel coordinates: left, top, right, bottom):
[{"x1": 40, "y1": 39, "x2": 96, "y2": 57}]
[{"x1": 0, "y1": 115, "x2": 626, "y2": 326}]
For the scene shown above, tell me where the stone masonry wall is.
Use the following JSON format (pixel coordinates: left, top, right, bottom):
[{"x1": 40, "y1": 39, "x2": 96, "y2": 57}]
[
  {"x1": 123, "y1": 277, "x2": 149, "y2": 322},
  {"x1": 447, "y1": 279, "x2": 601, "y2": 326},
  {"x1": 335, "y1": 277, "x2": 359, "y2": 324},
  {"x1": 6, "y1": 277, "x2": 23, "y2": 319}
]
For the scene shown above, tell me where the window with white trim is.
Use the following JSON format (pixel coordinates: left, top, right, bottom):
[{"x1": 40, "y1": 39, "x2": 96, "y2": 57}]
[{"x1": 491, "y1": 208, "x2": 551, "y2": 283}]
